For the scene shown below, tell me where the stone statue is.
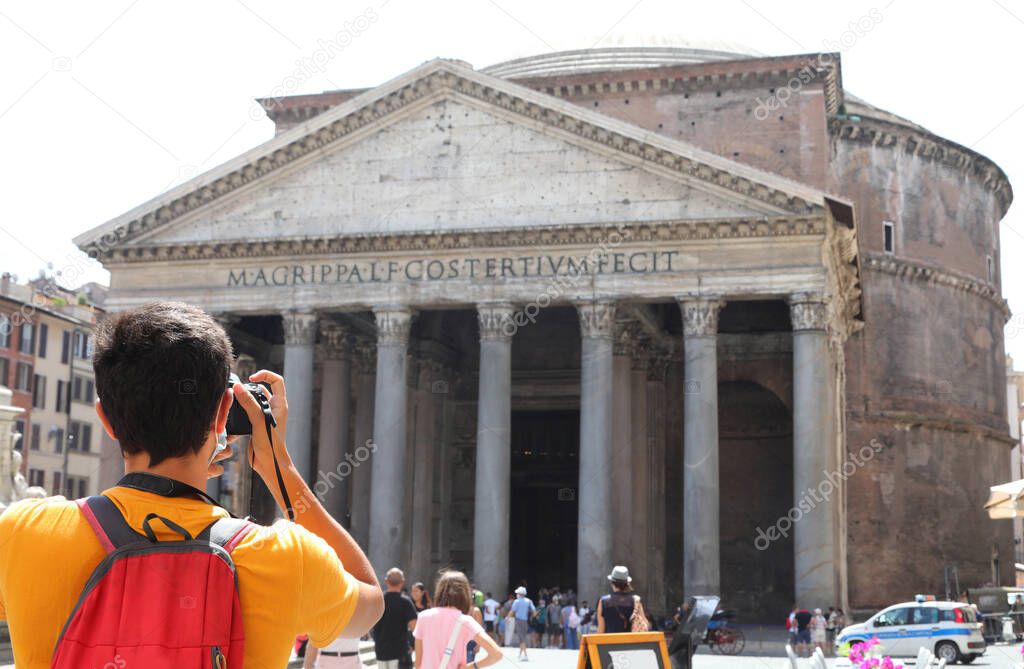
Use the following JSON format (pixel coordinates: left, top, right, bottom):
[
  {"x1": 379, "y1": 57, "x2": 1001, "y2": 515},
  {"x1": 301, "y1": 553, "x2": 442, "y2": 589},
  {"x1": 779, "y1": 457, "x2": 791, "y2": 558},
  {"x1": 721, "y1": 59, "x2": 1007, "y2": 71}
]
[{"x1": 0, "y1": 385, "x2": 47, "y2": 514}]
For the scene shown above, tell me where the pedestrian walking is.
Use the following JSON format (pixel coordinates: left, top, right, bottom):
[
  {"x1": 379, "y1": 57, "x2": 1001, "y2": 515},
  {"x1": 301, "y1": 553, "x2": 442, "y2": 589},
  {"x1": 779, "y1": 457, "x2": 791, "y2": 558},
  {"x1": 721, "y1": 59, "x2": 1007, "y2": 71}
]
[
  {"x1": 372, "y1": 568, "x2": 419, "y2": 669},
  {"x1": 545, "y1": 596, "x2": 563, "y2": 648},
  {"x1": 411, "y1": 582, "x2": 433, "y2": 613},
  {"x1": 810, "y1": 608, "x2": 828, "y2": 656},
  {"x1": 596, "y1": 566, "x2": 649, "y2": 634},
  {"x1": 562, "y1": 599, "x2": 581, "y2": 650},
  {"x1": 482, "y1": 592, "x2": 501, "y2": 643},
  {"x1": 510, "y1": 585, "x2": 537, "y2": 660},
  {"x1": 413, "y1": 570, "x2": 502, "y2": 669},
  {"x1": 502, "y1": 592, "x2": 516, "y2": 647},
  {"x1": 793, "y1": 606, "x2": 812, "y2": 657}
]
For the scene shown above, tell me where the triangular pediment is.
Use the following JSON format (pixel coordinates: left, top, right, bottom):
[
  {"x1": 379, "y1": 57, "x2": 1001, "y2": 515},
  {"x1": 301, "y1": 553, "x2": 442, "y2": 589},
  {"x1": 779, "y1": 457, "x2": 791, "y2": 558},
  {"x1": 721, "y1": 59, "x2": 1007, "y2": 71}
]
[{"x1": 75, "y1": 58, "x2": 831, "y2": 257}]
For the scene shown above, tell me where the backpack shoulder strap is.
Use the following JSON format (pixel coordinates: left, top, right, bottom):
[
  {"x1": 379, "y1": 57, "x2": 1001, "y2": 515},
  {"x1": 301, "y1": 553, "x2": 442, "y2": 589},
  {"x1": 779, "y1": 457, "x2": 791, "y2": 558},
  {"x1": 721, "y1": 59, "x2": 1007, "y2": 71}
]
[
  {"x1": 77, "y1": 495, "x2": 145, "y2": 553},
  {"x1": 198, "y1": 516, "x2": 256, "y2": 553}
]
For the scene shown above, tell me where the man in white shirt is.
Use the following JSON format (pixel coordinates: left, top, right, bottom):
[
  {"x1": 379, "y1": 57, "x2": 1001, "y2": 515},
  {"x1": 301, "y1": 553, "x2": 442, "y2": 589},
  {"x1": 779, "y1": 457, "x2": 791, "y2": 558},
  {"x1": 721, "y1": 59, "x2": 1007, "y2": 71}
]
[{"x1": 482, "y1": 592, "x2": 501, "y2": 643}]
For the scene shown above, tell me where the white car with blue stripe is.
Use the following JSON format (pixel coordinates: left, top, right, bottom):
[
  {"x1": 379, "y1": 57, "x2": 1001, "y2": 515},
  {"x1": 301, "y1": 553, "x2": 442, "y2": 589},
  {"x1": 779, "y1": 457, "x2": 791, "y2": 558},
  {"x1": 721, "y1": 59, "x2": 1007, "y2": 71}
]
[{"x1": 835, "y1": 600, "x2": 986, "y2": 664}]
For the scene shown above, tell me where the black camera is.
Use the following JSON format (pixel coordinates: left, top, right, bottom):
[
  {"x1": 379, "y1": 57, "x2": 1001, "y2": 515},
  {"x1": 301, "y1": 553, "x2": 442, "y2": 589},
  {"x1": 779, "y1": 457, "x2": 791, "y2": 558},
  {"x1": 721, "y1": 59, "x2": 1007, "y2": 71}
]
[{"x1": 226, "y1": 373, "x2": 276, "y2": 435}]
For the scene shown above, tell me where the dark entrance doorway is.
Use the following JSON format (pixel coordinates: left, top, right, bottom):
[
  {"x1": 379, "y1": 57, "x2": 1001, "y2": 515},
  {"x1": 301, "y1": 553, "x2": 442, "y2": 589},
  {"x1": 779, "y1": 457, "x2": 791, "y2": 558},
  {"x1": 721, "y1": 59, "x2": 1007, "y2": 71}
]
[{"x1": 508, "y1": 409, "x2": 579, "y2": 594}]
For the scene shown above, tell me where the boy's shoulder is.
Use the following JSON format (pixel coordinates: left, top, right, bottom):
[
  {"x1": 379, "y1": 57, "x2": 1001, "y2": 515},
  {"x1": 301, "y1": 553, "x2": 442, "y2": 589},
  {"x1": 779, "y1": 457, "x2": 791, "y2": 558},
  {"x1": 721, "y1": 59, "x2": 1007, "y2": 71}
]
[{"x1": 0, "y1": 495, "x2": 87, "y2": 540}]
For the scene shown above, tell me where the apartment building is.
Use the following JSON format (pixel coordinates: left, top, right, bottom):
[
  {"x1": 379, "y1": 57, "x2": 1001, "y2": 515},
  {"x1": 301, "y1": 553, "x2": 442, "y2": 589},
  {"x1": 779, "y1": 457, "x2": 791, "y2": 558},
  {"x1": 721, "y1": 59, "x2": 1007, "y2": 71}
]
[{"x1": 0, "y1": 273, "x2": 116, "y2": 496}]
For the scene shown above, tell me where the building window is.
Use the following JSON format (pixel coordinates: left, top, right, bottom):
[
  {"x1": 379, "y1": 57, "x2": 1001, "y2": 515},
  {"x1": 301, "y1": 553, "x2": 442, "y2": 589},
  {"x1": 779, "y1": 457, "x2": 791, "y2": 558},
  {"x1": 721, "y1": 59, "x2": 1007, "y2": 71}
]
[
  {"x1": 56, "y1": 379, "x2": 65, "y2": 412},
  {"x1": 54, "y1": 427, "x2": 64, "y2": 454},
  {"x1": 73, "y1": 331, "x2": 90, "y2": 359},
  {"x1": 14, "y1": 362, "x2": 32, "y2": 392},
  {"x1": 32, "y1": 374, "x2": 46, "y2": 409},
  {"x1": 18, "y1": 322, "x2": 34, "y2": 354},
  {"x1": 27, "y1": 469, "x2": 44, "y2": 488},
  {"x1": 0, "y1": 314, "x2": 10, "y2": 348},
  {"x1": 988, "y1": 255, "x2": 995, "y2": 283},
  {"x1": 78, "y1": 478, "x2": 87, "y2": 498},
  {"x1": 85, "y1": 379, "x2": 95, "y2": 403},
  {"x1": 30, "y1": 422, "x2": 40, "y2": 451},
  {"x1": 883, "y1": 221, "x2": 895, "y2": 254},
  {"x1": 53, "y1": 471, "x2": 61, "y2": 496},
  {"x1": 13, "y1": 419, "x2": 24, "y2": 451},
  {"x1": 38, "y1": 323, "x2": 48, "y2": 358},
  {"x1": 72, "y1": 376, "x2": 82, "y2": 402},
  {"x1": 69, "y1": 421, "x2": 92, "y2": 451},
  {"x1": 61, "y1": 330, "x2": 70, "y2": 364},
  {"x1": 0, "y1": 357, "x2": 8, "y2": 387}
]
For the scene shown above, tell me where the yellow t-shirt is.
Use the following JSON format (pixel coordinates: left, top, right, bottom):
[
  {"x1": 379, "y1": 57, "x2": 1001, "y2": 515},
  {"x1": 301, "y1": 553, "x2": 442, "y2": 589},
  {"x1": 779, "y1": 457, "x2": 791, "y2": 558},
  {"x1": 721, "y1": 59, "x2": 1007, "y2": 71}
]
[{"x1": 0, "y1": 487, "x2": 360, "y2": 668}]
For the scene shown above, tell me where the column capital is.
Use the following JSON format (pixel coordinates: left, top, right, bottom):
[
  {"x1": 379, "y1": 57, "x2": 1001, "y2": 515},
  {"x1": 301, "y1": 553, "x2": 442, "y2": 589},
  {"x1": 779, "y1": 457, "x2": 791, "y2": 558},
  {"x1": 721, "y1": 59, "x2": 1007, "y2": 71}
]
[
  {"x1": 373, "y1": 306, "x2": 413, "y2": 347},
  {"x1": 477, "y1": 303, "x2": 516, "y2": 342},
  {"x1": 352, "y1": 337, "x2": 377, "y2": 374},
  {"x1": 789, "y1": 292, "x2": 829, "y2": 332},
  {"x1": 282, "y1": 310, "x2": 317, "y2": 346},
  {"x1": 613, "y1": 320, "x2": 639, "y2": 356},
  {"x1": 678, "y1": 297, "x2": 724, "y2": 337},
  {"x1": 319, "y1": 322, "x2": 351, "y2": 360},
  {"x1": 576, "y1": 300, "x2": 617, "y2": 339}
]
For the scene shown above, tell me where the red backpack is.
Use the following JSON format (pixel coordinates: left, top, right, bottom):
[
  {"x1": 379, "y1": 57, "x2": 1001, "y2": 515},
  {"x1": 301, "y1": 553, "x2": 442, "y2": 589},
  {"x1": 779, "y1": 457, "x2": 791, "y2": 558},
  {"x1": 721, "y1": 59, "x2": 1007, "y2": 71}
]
[{"x1": 51, "y1": 493, "x2": 254, "y2": 668}]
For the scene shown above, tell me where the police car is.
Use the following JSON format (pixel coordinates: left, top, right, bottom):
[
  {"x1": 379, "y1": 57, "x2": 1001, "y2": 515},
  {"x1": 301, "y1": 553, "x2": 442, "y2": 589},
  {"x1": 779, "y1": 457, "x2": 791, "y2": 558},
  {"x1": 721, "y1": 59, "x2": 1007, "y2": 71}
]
[{"x1": 835, "y1": 597, "x2": 986, "y2": 664}]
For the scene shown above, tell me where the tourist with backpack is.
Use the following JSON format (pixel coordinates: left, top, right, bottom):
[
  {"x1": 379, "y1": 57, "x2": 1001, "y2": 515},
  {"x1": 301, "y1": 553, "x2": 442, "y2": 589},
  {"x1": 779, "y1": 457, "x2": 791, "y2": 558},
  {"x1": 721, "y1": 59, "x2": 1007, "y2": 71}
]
[{"x1": 0, "y1": 303, "x2": 385, "y2": 668}]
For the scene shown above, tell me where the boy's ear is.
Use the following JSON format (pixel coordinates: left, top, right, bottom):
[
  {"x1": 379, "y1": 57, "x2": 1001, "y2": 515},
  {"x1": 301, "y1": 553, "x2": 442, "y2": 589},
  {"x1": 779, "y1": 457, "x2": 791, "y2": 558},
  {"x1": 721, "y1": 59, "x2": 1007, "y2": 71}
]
[
  {"x1": 94, "y1": 399, "x2": 118, "y2": 441},
  {"x1": 214, "y1": 387, "x2": 233, "y2": 434}
]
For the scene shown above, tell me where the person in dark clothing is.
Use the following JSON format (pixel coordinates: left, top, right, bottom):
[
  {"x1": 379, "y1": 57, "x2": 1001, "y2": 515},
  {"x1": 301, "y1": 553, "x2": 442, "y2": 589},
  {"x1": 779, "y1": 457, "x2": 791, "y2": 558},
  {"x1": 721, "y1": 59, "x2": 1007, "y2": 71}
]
[
  {"x1": 793, "y1": 607, "x2": 812, "y2": 657},
  {"x1": 372, "y1": 568, "x2": 419, "y2": 669},
  {"x1": 596, "y1": 566, "x2": 647, "y2": 634}
]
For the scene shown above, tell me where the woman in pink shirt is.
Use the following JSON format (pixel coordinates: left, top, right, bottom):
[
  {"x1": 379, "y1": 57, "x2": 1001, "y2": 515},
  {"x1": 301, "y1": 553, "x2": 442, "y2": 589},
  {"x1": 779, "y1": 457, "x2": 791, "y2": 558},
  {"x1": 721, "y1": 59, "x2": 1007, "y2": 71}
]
[{"x1": 414, "y1": 571, "x2": 503, "y2": 669}]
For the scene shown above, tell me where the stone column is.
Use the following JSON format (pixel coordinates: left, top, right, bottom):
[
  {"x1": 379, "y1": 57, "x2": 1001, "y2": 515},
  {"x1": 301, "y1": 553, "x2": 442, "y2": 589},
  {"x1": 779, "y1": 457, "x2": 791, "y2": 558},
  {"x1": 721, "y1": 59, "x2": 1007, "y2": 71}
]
[
  {"x1": 473, "y1": 303, "x2": 514, "y2": 597},
  {"x1": 611, "y1": 322, "x2": 634, "y2": 564},
  {"x1": 790, "y1": 293, "x2": 837, "y2": 607},
  {"x1": 679, "y1": 298, "x2": 724, "y2": 597},
  {"x1": 282, "y1": 310, "x2": 318, "y2": 484},
  {"x1": 630, "y1": 345, "x2": 650, "y2": 598},
  {"x1": 368, "y1": 307, "x2": 412, "y2": 575},
  {"x1": 349, "y1": 340, "x2": 376, "y2": 547},
  {"x1": 576, "y1": 299, "x2": 616, "y2": 603},
  {"x1": 316, "y1": 323, "x2": 352, "y2": 524}
]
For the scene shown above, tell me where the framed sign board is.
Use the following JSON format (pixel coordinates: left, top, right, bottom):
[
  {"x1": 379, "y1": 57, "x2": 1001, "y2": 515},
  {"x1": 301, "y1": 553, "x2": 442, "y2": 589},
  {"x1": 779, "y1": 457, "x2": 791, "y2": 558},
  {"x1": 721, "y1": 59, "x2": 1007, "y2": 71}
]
[{"x1": 577, "y1": 633, "x2": 671, "y2": 669}]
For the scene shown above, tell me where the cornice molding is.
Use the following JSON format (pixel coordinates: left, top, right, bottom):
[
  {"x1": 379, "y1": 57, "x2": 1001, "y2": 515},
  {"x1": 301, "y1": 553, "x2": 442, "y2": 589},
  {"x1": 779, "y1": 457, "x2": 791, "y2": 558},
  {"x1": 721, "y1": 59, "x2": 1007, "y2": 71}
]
[
  {"x1": 96, "y1": 215, "x2": 827, "y2": 264},
  {"x1": 830, "y1": 116, "x2": 1012, "y2": 215},
  {"x1": 862, "y1": 252, "x2": 1010, "y2": 321},
  {"x1": 847, "y1": 409, "x2": 1016, "y2": 446},
  {"x1": 78, "y1": 61, "x2": 828, "y2": 259},
  {"x1": 520, "y1": 58, "x2": 841, "y2": 116}
]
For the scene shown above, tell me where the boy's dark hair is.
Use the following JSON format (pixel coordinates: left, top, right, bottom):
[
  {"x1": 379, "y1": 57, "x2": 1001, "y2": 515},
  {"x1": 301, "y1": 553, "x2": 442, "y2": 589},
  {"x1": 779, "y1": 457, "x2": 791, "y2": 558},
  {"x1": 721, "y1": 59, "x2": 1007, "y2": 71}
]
[{"x1": 93, "y1": 302, "x2": 232, "y2": 466}]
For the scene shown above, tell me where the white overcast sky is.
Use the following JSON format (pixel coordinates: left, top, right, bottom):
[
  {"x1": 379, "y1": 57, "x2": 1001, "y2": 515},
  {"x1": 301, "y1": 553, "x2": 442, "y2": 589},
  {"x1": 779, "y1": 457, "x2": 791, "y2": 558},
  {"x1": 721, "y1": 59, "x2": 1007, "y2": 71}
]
[{"x1": 2, "y1": 0, "x2": 1023, "y2": 363}]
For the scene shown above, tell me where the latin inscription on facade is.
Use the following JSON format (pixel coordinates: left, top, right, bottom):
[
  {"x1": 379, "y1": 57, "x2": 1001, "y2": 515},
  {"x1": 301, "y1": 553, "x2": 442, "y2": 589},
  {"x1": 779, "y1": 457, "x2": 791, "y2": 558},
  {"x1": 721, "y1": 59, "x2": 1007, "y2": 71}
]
[{"x1": 226, "y1": 251, "x2": 681, "y2": 287}]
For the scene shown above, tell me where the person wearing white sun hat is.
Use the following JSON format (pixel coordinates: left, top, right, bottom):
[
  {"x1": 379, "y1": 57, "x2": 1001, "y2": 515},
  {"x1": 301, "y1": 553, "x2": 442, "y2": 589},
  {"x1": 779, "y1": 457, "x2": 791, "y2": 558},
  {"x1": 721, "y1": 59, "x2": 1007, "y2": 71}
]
[{"x1": 596, "y1": 566, "x2": 649, "y2": 634}]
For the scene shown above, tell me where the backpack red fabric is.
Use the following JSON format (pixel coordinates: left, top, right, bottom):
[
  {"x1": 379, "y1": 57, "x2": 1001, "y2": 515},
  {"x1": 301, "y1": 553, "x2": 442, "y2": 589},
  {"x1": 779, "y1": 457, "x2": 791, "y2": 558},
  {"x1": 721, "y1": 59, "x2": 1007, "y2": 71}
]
[{"x1": 51, "y1": 495, "x2": 254, "y2": 668}]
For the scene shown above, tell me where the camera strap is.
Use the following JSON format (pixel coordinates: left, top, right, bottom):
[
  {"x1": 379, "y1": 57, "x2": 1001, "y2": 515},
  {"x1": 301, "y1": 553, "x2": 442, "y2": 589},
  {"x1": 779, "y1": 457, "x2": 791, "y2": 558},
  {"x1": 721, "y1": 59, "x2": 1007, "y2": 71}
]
[
  {"x1": 116, "y1": 472, "x2": 227, "y2": 511},
  {"x1": 258, "y1": 411, "x2": 295, "y2": 522}
]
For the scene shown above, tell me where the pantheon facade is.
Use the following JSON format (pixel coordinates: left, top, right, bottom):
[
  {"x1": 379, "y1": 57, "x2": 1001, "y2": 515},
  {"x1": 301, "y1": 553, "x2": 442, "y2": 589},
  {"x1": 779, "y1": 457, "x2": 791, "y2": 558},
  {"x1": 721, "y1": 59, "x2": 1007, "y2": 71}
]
[{"x1": 76, "y1": 47, "x2": 1013, "y2": 619}]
